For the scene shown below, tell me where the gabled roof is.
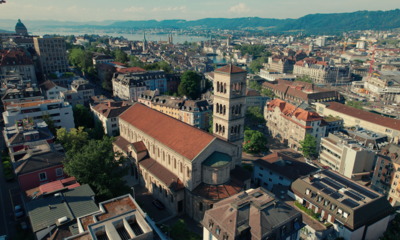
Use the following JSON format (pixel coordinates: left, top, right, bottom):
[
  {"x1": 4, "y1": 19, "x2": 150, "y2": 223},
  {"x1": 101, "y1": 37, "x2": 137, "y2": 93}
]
[
  {"x1": 91, "y1": 101, "x2": 131, "y2": 118},
  {"x1": 215, "y1": 64, "x2": 246, "y2": 74},
  {"x1": 15, "y1": 151, "x2": 65, "y2": 175},
  {"x1": 119, "y1": 103, "x2": 215, "y2": 160},
  {"x1": 267, "y1": 99, "x2": 322, "y2": 122}
]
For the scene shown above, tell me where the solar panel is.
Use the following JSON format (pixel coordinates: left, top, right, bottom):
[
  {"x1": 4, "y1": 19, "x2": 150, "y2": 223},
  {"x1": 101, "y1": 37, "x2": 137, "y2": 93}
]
[
  {"x1": 324, "y1": 171, "x2": 379, "y2": 199},
  {"x1": 312, "y1": 182, "x2": 326, "y2": 190},
  {"x1": 342, "y1": 198, "x2": 360, "y2": 208},
  {"x1": 322, "y1": 188, "x2": 334, "y2": 195},
  {"x1": 321, "y1": 178, "x2": 344, "y2": 190},
  {"x1": 345, "y1": 190, "x2": 365, "y2": 201},
  {"x1": 331, "y1": 192, "x2": 343, "y2": 199}
]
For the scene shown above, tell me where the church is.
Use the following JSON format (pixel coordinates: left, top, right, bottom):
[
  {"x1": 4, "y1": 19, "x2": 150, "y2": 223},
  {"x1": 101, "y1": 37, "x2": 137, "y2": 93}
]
[{"x1": 113, "y1": 64, "x2": 250, "y2": 221}]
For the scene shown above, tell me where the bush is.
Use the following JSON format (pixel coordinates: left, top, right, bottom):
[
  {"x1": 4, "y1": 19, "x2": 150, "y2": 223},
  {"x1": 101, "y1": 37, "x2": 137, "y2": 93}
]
[{"x1": 294, "y1": 201, "x2": 321, "y2": 220}]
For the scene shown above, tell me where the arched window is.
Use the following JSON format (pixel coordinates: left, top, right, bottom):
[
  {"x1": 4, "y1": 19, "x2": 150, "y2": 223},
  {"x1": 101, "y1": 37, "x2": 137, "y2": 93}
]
[
  {"x1": 222, "y1": 126, "x2": 225, "y2": 134},
  {"x1": 217, "y1": 81, "x2": 220, "y2": 92},
  {"x1": 219, "y1": 104, "x2": 223, "y2": 114},
  {"x1": 231, "y1": 127, "x2": 234, "y2": 133},
  {"x1": 223, "y1": 105, "x2": 226, "y2": 115},
  {"x1": 216, "y1": 123, "x2": 219, "y2": 132},
  {"x1": 216, "y1": 103, "x2": 219, "y2": 113},
  {"x1": 232, "y1": 106, "x2": 235, "y2": 114},
  {"x1": 239, "y1": 104, "x2": 242, "y2": 114},
  {"x1": 234, "y1": 125, "x2": 238, "y2": 134},
  {"x1": 224, "y1": 83, "x2": 227, "y2": 93}
]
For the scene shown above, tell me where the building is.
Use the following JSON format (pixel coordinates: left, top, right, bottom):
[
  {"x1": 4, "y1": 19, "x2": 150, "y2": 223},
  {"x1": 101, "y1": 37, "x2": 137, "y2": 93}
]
[
  {"x1": 90, "y1": 100, "x2": 131, "y2": 136},
  {"x1": 293, "y1": 58, "x2": 350, "y2": 84},
  {"x1": 26, "y1": 184, "x2": 99, "y2": 240},
  {"x1": 66, "y1": 194, "x2": 166, "y2": 240},
  {"x1": 245, "y1": 89, "x2": 269, "y2": 111},
  {"x1": 371, "y1": 144, "x2": 400, "y2": 206},
  {"x1": 0, "y1": 49, "x2": 37, "y2": 83},
  {"x1": 3, "y1": 119, "x2": 54, "y2": 161},
  {"x1": 1, "y1": 86, "x2": 43, "y2": 108},
  {"x1": 92, "y1": 54, "x2": 114, "y2": 66},
  {"x1": 262, "y1": 80, "x2": 343, "y2": 105},
  {"x1": 291, "y1": 170, "x2": 393, "y2": 240},
  {"x1": 259, "y1": 69, "x2": 297, "y2": 82},
  {"x1": 114, "y1": 103, "x2": 250, "y2": 222},
  {"x1": 265, "y1": 99, "x2": 326, "y2": 151},
  {"x1": 202, "y1": 187, "x2": 303, "y2": 240},
  {"x1": 3, "y1": 99, "x2": 75, "y2": 130},
  {"x1": 15, "y1": 143, "x2": 67, "y2": 191},
  {"x1": 315, "y1": 102, "x2": 400, "y2": 141},
  {"x1": 319, "y1": 132, "x2": 376, "y2": 179},
  {"x1": 267, "y1": 56, "x2": 296, "y2": 73},
  {"x1": 213, "y1": 64, "x2": 247, "y2": 149},
  {"x1": 40, "y1": 80, "x2": 68, "y2": 100},
  {"x1": 253, "y1": 152, "x2": 318, "y2": 191},
  {"x1": 322, "y1": 116, "x2": 343, "y2": 136},
  {"x1": 33, "y1": 36, "x2": 69, "y2": 75},
  {"x1": 15, "y1": 19, "x2": 28, "y2": 36},
  {"x1": 140, "y1": 95, "x2": 212, "y2": 130},
  {"x1": 362, "y1": 73, "x2": 400, "y2": 103}
]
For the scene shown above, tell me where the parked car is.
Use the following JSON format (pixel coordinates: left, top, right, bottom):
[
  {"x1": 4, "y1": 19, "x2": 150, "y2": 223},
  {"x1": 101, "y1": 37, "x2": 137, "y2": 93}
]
[
  {"x1": 14, "y1": 205, "x2": 24, "y2": 218},
  {"x1": 152, "y1": 199, "x2": 165, "y2": 210}
]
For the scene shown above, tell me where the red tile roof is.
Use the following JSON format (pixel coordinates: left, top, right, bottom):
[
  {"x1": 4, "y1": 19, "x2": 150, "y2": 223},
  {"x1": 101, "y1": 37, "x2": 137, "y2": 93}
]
[
  {"x1": 139, "y1": 157, "x2": 184, "y2": 191},
  {"x1": 116, "y1": 67, "x2": 146, "y2": 74},
  {"x1": 215, "y1": 64, "x2": 246, "y2": 74},
  {"x1": 0, "y1": 49, "x2": 33, "y2": 66},
  {"x1": 119, "y1": 103, "x2": 215, "y2": 160},
  {"x1": 325, "y1": 102, "x2": 400, "y2": 131},
  {"x1": 193, "y1": 180, "x2": 243, "y2": 200},
  {"x1": 132, "y1": 141, "x2": 147, "y2": 153},
  {"x1": 268, "y1": 99, "x2": 322, "y2": 122}
]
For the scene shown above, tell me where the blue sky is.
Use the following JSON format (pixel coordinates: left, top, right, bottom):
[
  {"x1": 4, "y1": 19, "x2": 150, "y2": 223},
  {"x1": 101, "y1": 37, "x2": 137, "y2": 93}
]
[{"x1": 1, "y1": 0, "x2": 399, "y2": 21}]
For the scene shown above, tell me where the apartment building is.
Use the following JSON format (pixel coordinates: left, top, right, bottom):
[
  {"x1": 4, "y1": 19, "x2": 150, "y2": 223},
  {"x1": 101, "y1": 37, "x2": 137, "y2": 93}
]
[
  {"x1": 319, "y1": 132, "x2": 376, "y2": 179},
  {"x1": 265, "y1": 99, "x2": 326, "y2": 151},
  {"x1": 371, "y1": 144, "x2": 400, "y2": 207},
  {"x1": 315, "y1": 102, "x2": 400, "y2": 140},
  {"x1": 362, "y1": 73, "x2": 400, "y2": 103},
  {"x1": 0, "y1": 49, "x2": 37, "y2": 83},
  {"x1": 203, "y1": 187, "x2": 303, "y2": 240},
  {"x1": 33, "y1": 36, "x2": 69, "y2": 75},
  {"x1": 90, "y1": 100, "x2": 131, "y2": 136},
  {"x1": 267, "y1": 56, "x2": 296, "y2": 73},
  {"x1": 3, "y1": 99, "x2": 75, "y2": 130},
  {"x1": 262, "y1": 80, "x2": 343, "y2": 105},
  {"x1": 292, "y1": 170, "x2": 393, "y2": 240}
]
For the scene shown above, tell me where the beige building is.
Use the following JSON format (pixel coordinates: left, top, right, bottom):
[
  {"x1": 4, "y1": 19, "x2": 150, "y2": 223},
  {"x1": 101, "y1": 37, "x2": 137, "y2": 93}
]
[
  {"x1": 371, "y1": 144, "x2": 400, "y2": 207},
  {"x1": 315, "y1": 102, "x2": 400, "y2": 141},
  {"x1": 0, "y1": 49, "x2": 37, "y2": 83},
  {"x1": 319, "y1": 132, "x2": 376, "y2": 179},
  {"x1": 33, "y1": 36, "x2": 69, "y2": 75},
  {"x1": 293, "y1": 59, "x2": 350, "y2": 84},
  {"x1": 265, "y1": 99, "x2": 326, "y2": 151}
]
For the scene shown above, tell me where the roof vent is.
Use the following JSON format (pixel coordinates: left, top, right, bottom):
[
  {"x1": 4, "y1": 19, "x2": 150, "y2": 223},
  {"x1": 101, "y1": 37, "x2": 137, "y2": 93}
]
[{"x1": 57, "y1": 216, "x2": 68, "y2": 225}]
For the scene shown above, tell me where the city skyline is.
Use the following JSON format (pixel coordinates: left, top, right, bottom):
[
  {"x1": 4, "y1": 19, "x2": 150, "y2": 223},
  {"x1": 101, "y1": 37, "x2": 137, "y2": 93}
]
[{"x1": 0, "y1": 0, "x2": 399, "y2": 22}]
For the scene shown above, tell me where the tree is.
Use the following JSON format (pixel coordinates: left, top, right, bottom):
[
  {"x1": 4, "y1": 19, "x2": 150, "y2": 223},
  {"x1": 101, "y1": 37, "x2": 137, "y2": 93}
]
[
  {"x1": 68, "y1": 48, "x2": 94, "y2": 74},
  {"x1": 297, "y1": 75, "x2": 313, "y2": 83},
  {"x1": 300, "y1": 134, "x2": 318, "y2": 159},
  {"x1": 113, "y1": 49, "x2": 128, "y2": 63},
  {"x1": 380, "y1": 214, "x2": 400, "y2": 240},
  {"x1": 261, "y1": 88, "x2": 275, "y2": 98},
  {"x1": 243, "y1": 130, "x2": 268, "y2": 154},
  {"x1": 73, "y1": 104, "x2": 95, "y2": 129},
  {"x1": 63, "y1": 136, "x2": 128, "y2": 199},
  {"x1": 248, "y1": 80, "x2": 262, "y2": 91},
  {"x1": 178, "y1": 71, "x2": 202, "y2": 99},
  {"x1": 56, "y1": 127, "x2": 89, "y2": 152},
  {"x1": 345, "y1": 100, "x2": 364, "y2": 110},
  {"x1": 42, "y1": 114, "x2": 57, "y2": 136},
  {"x1": 249, "y1": 57, "x2": 267, "y2": 74},
  {"x1": 246, "y1": 106, "x2": 266, "y2": 126},
  {"x1": 87, "y1": 120, "x2": 105, "y2": 140}
]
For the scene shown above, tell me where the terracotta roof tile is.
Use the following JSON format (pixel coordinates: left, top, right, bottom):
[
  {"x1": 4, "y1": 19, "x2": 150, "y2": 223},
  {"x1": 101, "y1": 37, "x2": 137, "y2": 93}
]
[
  {"x1": 268, "y1": 99, "x2": 322, "y2": 122},
  {"x1": 215, "y1": 64, "x2": 246, "y2": 74},
  {"x1": 116, "y1": 67, "x2": 146, "y2": 74},
  {"x1": 119, "y1": 103, "x2": 215, "y2": 160},
  {"x1": 326, "y1": 102, "x2": 400, "y2": 131},
  {"x1": 132, "y1": 141, "x2": 147, "y2": 153}
]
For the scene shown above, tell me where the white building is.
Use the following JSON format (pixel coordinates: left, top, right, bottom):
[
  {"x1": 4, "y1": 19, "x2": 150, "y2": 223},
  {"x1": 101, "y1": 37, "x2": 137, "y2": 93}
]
[
  {"x1": 3, "y1": 99, "x2": 75, "y2": 130},
  {"x1": 319, "y1": 132, "x2": 376, "y2": 179}
]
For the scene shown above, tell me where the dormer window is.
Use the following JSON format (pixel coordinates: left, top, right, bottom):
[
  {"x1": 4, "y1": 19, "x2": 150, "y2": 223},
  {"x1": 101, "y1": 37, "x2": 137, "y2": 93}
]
[{"x1": 209, "y1": 220, "x2": 214, "y2": 229}]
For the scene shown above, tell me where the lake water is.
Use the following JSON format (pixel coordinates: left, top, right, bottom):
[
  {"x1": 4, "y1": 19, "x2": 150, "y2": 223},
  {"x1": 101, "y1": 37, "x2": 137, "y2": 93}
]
[
  {"x1": 209, "y1": 55, "x2": 227, "y2": 64},
  {"x1": 33, "y1": 30, "x2": 208, "y2": 44}
]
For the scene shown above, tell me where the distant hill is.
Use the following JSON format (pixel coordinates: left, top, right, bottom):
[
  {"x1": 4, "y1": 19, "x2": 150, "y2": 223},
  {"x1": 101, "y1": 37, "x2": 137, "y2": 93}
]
[
  {"x1": 106, "y1": 9, "x2": 400, "y2": 33},
  {"x1": 1, "y1": 9, "x2": 400, "y2": 34}
]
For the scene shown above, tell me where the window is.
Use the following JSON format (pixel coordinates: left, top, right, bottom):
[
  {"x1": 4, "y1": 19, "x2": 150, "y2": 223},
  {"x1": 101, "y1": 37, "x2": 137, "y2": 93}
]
[
  {"x1": 39, "y1": 172, "x2": 47, "y2": 181},
  {"x1": 199, "y1": 202, "x2": 203, "y2": 211},
  {"x1": 56, "y1": 168, "x2": 63, "y2": 177},
  {"x1": 216, "y1": 228, "x2": 220, "y2": 236}
]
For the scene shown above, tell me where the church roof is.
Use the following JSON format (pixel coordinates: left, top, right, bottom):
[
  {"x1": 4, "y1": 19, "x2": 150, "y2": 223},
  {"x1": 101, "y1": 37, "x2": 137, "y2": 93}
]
[
  {"x1": 119, "y1": 103, "x2": 215, "y2": 160},
  {"x1": 215, "y1": 64, "x2": 246, "y2": 74}
]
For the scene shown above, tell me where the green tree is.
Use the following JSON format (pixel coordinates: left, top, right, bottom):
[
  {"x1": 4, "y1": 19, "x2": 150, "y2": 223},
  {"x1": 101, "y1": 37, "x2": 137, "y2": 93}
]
[
  {"x1": 300, "y1": 134, "x2": 318, "y2": 159},
  {"x1": 248, "y1": 80, "x2": 262, "y2": 91},
  {"x1": 73, "y1": 104, "x2": 95, "y2": 129},
  {"x1": 297, "y1": 75, "x2": 313, "y2": 83},
  {"x1": 56, "y1": 127, "x2": 89, "y2": 152},
  {"x1": 87, "y1": 120, "x2": 105, "y2": 140},
  {"x1": 243, "y1": 130, "x2": 268, "y2": 154},
  {"x1": 113, "y1": 49, "x2": 128, "y2": 63},
  {"x1": 178, "y1": 71, "x2": 202, "y2": 99},
  {"x1": 68, "y1": 48, "x2": 94, "y2": 74},
  {"x1": 63, "y1": 136, "x2": 128, "y2": 199},
  {"x1": 261, "y1": 88, "x2": 275, "y2": 98},
  {"x1": 129, "y1": 55, "x2": 144, "y2": 68},
  {"x1": 380, "y1": 214, "x2": 400, "y2": 240},
  {"x1": 249, "y1": 57, "x2": 267, "y2": 74},
  {"x1": 246, "y1": 106, "x2": 266, "y2": 126},
  {"x1": 345, "y1": 100, "x2": 364, "y2": 110},
  {"x1": 42, "y1": 114, "x2": 57, "y2": 136}
]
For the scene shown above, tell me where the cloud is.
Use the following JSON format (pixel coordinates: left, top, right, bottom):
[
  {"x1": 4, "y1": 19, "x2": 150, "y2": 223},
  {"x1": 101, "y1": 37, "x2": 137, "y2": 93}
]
[
  {"x1": 228, "y1": 3, "x2": 250, "y2": 14},
  {"x1": 152, "y1": 6, "x2": 187, "y2": 12},
  {"x1": 123, "y1": 6, "x2": 145, "y2": 13}
]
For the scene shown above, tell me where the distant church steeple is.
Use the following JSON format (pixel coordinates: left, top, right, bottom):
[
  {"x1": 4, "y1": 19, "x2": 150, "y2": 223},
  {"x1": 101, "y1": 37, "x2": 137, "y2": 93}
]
[
  {"x1": 143, "y1": 31, "x2": 147, "y2": 52},
  {"x1": 15, "y1": 19, "x2": 28, "y2": 36}
]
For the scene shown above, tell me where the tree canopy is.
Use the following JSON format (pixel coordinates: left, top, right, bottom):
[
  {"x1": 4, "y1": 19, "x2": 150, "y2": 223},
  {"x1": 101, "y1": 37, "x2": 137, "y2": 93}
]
[
  {"x1": 68, "y1": 48, "x2": 94, "y2": 75},
  {"x1": 57, "y1": 127, "x2": 89, "y2": 152},
  {"x1": 296, "y1": 75, "x2": 313, "y2": 83},
  {"x1": 112, "y1": 49, "x2": 128, "y2": 63},
  {"x1": 245, "y1": 106, "x2": 266, "y2": 126},
  {"x1": 243, "y1": 130, "x2": 268, "y2": 154},
  {"x1": 73, "y1": 104, "x2": 95, "y2": 129},
  {"x1": 178, "y1": 71, "x2": 202, "y2": 99},
  {"x1": 63, "y1": 136, "x2": 128, "y2": 199},
  {"x1": 299, "y1": 134, "x2": 318, "y2": 159}
]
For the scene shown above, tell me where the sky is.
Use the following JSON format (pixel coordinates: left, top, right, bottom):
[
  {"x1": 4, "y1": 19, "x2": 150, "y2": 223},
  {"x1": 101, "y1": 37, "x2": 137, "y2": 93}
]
[{"x1": 0, "y1": 0, "x2": 399, "y2": 22}]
